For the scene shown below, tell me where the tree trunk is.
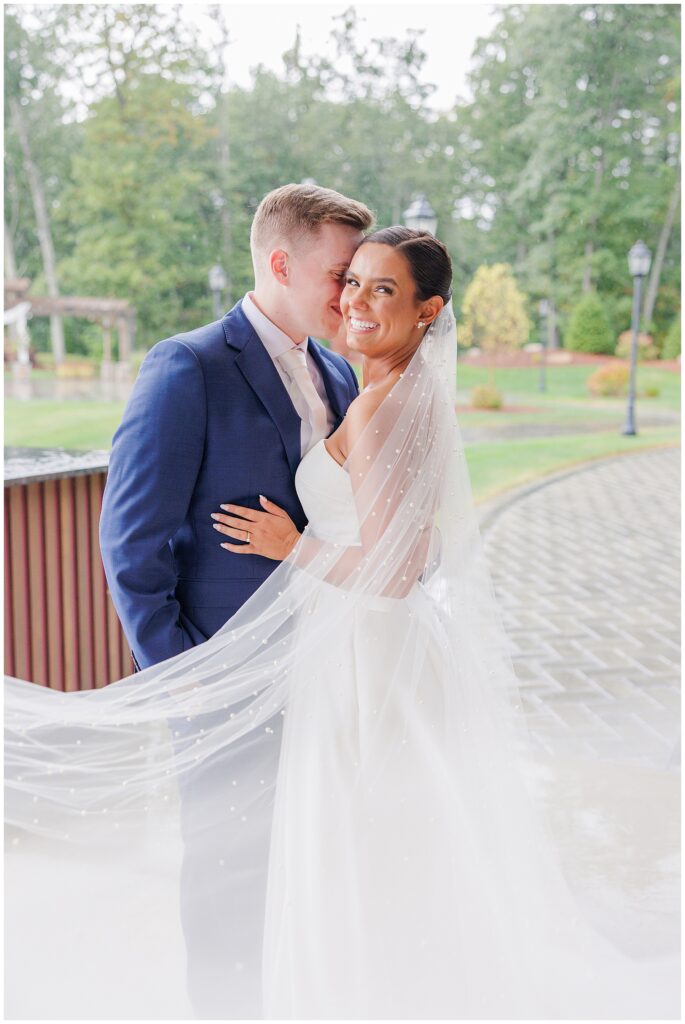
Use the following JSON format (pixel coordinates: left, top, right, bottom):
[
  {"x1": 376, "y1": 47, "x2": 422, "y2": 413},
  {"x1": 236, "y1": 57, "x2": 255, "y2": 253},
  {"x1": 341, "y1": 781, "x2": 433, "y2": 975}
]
[
  {"x1": 582, "y1": 239, "x2": 593, "y2": 293},
  {"x1": 10, "y1": 97, "x2": 65, "y2": 363},
  {"x1": 218, "y1": 100, "x2": 232, "y2": 308},
  {"x1": 643, "y1": 170, "x2": 681, "y2": 327},
  {"x1": 583, "y1": 60, "x2": 615, "y2": 293},
  {"x1": 548, "y1": 299, "x2": 559, "y2": 350},
  {"x1": 4, "y1": 218, "x2": 22, "y2": 349},
  {"x1": 4, "y1": 217, "x2": 18, "y2": 279},
  {"x1": 546, "y1": 229, "x2": 560, "y2": 349},
  {"x1": 213, "y1": 8, "x2": 232, "y2": 310},
  {"x1": 582, "y1": 150, "x2": 605, "y2": 293}
]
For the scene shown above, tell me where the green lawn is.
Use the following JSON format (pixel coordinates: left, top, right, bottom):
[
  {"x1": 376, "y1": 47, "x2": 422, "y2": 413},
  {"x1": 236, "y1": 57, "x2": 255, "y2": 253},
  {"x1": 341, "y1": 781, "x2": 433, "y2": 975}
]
[
  {"x1": 456, "y1": 362, "x2": 681, "y2": 409},
  {"x1": 7, "y1": 387, "x2": 671, "y2": 452},
  {"x1": 465, "y1": 428, "x2": 680, "y2": 502},
  {"x1": 5, "y1": 363, "x2": 680, "y2": 505},
  {"x1": 4, "y1": 368, "x2": 54, "y2": 380},
  {"x1": 457, "y1": 402, "x2": 655, "y2": 431},
  {"x1": 5, "y1": 399, "x2": 125, "y2": 450}
]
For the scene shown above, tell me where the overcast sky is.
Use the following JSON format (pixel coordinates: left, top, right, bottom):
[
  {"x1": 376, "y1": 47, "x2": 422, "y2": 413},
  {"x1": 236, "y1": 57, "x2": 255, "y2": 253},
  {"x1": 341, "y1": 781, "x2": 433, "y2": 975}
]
[{"x1": 184, "y1": 2, "x2": 501, "y2": 110}]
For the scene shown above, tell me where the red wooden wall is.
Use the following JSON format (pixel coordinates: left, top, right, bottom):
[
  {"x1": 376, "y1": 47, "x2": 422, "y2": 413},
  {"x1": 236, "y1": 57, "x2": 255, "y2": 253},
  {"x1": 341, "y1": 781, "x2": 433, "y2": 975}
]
[{"x1": 4, "y1": 471, "x2": 132, "y2": 690}]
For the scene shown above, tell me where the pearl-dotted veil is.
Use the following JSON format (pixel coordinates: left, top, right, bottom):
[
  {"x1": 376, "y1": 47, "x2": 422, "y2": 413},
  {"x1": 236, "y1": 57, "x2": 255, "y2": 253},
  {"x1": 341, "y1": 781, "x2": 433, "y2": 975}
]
[{"x1": 4, "y1": 303, "x2": 678, "y2": 1017}]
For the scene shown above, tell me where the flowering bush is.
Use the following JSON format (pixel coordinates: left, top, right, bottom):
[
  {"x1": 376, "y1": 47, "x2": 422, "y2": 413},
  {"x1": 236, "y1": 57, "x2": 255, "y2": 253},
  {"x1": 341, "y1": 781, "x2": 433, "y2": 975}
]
[
  {"x1": 55, "y1": 357, "x2": 97, "y2": 379},
  {"x1": 615, "y1": 331, "x2": 659, "y2": 360},
  {"x1": 586, "y1": 365, "x2": 630, "y2": 397}
]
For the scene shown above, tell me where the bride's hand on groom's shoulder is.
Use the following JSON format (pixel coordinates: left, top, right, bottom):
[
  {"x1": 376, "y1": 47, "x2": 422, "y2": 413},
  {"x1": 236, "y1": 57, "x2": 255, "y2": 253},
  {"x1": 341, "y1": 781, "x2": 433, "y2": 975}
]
[{"x1": 210, "y1": 496, "x2": 301, "y2": 561}]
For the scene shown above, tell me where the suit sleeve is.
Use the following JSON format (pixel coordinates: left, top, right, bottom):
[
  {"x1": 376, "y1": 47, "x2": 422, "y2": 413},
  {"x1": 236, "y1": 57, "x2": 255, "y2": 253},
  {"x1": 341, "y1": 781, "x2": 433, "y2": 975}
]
[{"x1": 99, "y1": 340, "x2": 207, "y2": 670}]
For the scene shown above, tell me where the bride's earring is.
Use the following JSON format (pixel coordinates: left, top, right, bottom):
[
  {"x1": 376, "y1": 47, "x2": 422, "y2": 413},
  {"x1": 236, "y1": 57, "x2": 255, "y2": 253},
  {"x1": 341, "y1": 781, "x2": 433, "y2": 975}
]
[{"x1": 417, "y1": 320, "x2": 426, "y2": 328}]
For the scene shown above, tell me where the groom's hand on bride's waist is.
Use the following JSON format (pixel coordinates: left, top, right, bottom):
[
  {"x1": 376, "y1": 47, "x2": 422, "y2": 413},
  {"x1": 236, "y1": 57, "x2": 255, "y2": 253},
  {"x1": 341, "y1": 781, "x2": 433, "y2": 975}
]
[{"x1": 211, "y1": 496, "x2": 301, "y2": 561}]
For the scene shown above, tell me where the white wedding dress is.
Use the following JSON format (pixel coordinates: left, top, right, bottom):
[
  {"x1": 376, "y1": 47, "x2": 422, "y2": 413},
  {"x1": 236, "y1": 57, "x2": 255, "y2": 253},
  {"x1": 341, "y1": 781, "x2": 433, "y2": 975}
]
[
  {"x1": 261, "y1": 438, "x2": 679, "y2": 1019},
  {"x1": 265, "y1": 438, "x2": 466, "y2": 1017},
  {"x1": 5, "y1": 310, "x2": 680, "y2": 1020}
]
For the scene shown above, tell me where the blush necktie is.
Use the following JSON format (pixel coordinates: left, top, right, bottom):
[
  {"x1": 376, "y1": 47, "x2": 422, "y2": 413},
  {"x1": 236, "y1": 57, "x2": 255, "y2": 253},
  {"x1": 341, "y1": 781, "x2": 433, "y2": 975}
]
[{"x1": 277, "y1": 346, "x2": 330, "y2": 454}]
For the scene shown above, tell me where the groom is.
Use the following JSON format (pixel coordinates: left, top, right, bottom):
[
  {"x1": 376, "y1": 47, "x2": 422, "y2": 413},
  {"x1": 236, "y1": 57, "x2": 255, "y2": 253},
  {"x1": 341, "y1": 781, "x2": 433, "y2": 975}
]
[
  {"x1": 99, "y1": 183, "x2": 374, "y2": 1016},
  {"x1": 100, "y1": 183, "x2": 373, "y2": 670}
]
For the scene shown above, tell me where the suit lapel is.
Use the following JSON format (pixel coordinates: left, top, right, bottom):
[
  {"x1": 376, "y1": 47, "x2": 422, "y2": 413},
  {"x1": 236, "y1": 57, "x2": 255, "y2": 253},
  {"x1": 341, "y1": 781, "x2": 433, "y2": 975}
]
[
  {"x1": 307, "y1": 340, "x2": 353, "y2": 426},
  {"x1": 224, "y1": 304, "x2": 302, "y2": 476},
  {"x1": 222, "y1": 302, "x2": 355, "y2": 471}
]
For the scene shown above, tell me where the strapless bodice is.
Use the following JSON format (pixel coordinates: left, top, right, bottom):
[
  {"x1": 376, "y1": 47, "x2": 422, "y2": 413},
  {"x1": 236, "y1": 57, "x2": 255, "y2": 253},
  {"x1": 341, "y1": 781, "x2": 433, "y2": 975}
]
[{"x1": 294, "y1": 439, "x2": 362, "y2": 546}]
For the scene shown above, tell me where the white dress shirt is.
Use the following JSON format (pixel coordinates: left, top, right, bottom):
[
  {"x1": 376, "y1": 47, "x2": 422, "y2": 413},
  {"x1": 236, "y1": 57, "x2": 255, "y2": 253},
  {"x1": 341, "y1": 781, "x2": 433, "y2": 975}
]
[{"x1": 241, "y1": 292, "x2": 336, "y2": 456}]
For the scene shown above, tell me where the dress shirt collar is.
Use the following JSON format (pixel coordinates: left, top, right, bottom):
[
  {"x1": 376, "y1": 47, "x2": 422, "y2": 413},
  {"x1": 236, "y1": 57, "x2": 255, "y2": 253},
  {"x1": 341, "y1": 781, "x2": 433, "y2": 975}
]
[{"x1": 242, "y1": 292, "x2": 308, "y2": 360}]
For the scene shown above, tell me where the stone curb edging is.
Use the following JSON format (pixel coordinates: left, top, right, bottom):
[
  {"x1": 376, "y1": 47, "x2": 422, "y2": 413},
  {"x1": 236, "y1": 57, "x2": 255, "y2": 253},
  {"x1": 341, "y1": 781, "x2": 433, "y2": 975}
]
[{"x1": 476, "y1": 441, "x2": 681, "y2": 536}]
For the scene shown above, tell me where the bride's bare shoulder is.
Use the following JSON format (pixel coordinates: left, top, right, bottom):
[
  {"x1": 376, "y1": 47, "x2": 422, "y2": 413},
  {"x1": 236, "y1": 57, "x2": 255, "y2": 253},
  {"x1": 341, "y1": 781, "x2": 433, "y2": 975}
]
[{"x1": 339, "y1": 381, "x2": 394, "y2": 450}]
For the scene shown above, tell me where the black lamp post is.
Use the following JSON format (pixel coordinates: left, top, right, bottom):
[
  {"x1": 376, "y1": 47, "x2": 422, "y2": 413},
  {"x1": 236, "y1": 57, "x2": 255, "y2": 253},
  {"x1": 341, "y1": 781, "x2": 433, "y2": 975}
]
[
  {"x1": 538, "y1": 298, "x2": 549, "y2": 393},
  {"x1": 403, "y1": 195, "x2": 438, "y2": 235},
  {"x1": 622, "y1": 240, "x2": 652, "y2": 436},
  {"x1": 208, "y1": 264, "x2": 227, "y2": 320}
]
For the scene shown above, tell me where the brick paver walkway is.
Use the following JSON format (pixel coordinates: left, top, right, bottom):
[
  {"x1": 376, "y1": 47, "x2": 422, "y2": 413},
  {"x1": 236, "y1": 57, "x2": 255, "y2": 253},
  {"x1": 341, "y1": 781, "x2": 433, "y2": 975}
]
[{"x1": 481, "y1": 448, "x2": 681, "y2": 768}]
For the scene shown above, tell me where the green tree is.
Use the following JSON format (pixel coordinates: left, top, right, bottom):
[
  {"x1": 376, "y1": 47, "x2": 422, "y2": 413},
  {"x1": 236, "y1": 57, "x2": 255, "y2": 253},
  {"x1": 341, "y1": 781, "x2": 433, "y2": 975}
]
[
  {"x1": 566, "y1": 292, "x2": 613, "y2": 354},
  {"x1": 5, "y1": 2, "x2": 680, "y2": 360},
  {"x1": 43, "y1": 4, "x2": 223, "y2": 347},
  {"x1": 222, "y1": 7, "x2": 462, "y2": 299},
  {"x1": 4, "y1": 6, "x2": 82, "y2": 359},
  {"x1": 456, "y1": 4, "x2": 680, "y2": 344},
  {"x1": 58, "y1": 73, "x2": 218, "y2": 346}
]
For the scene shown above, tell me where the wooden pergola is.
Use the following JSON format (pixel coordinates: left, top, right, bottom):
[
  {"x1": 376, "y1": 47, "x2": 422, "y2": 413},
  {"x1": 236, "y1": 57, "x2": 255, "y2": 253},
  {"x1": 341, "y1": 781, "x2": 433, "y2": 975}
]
[{"x1": 4, "y1": 278, "x2": 136, "y2": 369}]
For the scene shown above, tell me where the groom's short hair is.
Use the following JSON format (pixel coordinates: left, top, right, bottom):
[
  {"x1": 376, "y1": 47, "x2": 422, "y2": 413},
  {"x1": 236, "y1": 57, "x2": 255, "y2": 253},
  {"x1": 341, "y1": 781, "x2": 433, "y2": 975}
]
[{"x1": 250, "y1": 183, "x2": 374, "y2": 266}]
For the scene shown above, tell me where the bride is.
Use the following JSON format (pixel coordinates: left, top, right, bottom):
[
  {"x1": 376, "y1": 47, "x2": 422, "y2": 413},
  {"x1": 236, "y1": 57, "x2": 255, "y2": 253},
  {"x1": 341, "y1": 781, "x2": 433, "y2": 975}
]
[{"x1": 5, "y1": 228, "x2": 679, "y2": 1020}]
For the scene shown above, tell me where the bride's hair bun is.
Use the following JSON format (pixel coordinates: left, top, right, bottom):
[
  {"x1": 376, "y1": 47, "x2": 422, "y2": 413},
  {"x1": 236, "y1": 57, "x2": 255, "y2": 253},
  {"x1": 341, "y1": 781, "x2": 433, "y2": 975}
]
[{"x1": 361, "y1": 226, "x2": 453, "y2": 303}]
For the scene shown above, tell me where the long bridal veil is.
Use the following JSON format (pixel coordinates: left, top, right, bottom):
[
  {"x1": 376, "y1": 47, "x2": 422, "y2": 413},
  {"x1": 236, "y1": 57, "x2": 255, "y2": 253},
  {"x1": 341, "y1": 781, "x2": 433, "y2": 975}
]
[{"x1": 5, "y1": 305, "x2": 680, "y2": 1019}]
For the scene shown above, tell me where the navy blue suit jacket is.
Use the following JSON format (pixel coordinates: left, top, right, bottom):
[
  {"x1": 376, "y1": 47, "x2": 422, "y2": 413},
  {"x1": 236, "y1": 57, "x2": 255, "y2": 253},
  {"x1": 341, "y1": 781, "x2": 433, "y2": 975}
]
[{"x1": 99, "y1": 300, "x2": 359, "y2": 670}]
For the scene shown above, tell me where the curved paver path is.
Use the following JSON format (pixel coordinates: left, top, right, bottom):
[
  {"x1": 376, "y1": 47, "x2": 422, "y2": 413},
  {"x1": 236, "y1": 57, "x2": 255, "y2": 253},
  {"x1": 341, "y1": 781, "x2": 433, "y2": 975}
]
[{"x1": 481, "y1": 447, "x2": 680, "y2": 767}]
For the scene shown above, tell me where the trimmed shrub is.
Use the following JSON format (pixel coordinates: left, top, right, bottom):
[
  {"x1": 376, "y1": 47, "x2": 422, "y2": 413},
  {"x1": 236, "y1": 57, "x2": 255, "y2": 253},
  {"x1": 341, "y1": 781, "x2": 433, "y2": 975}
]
[
  {"x1": 662, "y1": 315, "x2": 681, "y2": 360},
  {"x1": 615, "y1": 330, "x2": 659, "y2": 360},
  {"x1": 566, "y1": 293, "x2": 613, "y2": 354},
  {"x1": 55, "y1": 357, "x2": 97, "y2": 379},
  {"x1": 587, "y1": 365, "x2": 630, "y2": 397},
  {"x1": 471, "y1": 384, "x2": 503, "y2": 409}
]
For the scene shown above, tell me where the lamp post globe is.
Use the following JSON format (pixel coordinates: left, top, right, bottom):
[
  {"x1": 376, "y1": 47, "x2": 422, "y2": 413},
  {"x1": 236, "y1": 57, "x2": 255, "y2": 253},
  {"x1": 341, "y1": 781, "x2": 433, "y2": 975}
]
[
  {"x1": 627, "y1": 240, "x2": 652, "y2": 279},
  {"x1": 208, "y1": 264, "x2": 227, "y2": 319},
  {"x1": 622, "y1": 241, "x2": 652, "y2": 437},
  {"x1": 403, "y1": 195, "x2": 438, "y2": 236}
]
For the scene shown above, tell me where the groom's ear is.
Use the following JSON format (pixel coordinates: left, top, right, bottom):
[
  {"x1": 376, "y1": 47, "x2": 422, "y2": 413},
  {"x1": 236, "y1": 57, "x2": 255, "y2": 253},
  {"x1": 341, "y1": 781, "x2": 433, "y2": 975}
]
[{"x1": 269, "y1": 249, "x2": 289, "y2": 287}]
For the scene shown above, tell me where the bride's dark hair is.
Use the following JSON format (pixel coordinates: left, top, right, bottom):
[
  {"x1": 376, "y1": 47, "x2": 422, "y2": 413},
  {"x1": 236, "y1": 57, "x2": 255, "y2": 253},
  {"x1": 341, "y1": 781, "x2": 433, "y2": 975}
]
[{"x1": 360, "y1": 225, "x2": 453, "y2": 303}]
